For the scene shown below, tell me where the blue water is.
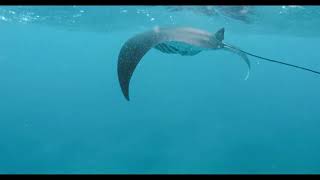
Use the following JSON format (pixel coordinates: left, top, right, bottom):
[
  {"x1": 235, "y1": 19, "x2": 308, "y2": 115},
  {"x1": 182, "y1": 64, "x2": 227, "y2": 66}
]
[{"x1": 0, "y1": 6, "x2": 320, "y2": 174}]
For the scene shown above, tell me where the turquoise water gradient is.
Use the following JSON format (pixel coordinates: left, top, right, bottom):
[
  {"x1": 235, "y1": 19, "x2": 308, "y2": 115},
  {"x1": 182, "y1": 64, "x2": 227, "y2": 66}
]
[{"x1": 0, "y1": 6, "x2": 320, "y2": 174}]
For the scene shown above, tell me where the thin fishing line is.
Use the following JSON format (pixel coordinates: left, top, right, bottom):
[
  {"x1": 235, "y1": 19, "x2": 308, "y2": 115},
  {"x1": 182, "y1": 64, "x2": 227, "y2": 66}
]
[{"x1": 223, "y1": 44, "x2": 320, "y2": 76}]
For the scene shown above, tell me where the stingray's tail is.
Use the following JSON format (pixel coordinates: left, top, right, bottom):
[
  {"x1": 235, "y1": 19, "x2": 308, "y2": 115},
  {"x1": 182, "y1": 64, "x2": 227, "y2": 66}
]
[
  {"x1": 222, "y1": 44, "x2": 251, "y2": 80},
  {"x1": 223, "y1": 43, "x2": 320, "y2": 76}
]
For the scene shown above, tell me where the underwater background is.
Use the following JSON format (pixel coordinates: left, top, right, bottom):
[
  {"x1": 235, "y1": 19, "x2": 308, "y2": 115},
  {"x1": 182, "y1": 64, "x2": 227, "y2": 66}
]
[{"x1": 0, "y1": 5, "x2": 320, "y2": 174}]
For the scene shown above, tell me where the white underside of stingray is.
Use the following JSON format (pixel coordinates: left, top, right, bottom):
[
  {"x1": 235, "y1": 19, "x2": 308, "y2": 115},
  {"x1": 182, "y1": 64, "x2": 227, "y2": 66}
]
[{"x1": 117, "y1": 27, "x2": 251, "y2": 101}]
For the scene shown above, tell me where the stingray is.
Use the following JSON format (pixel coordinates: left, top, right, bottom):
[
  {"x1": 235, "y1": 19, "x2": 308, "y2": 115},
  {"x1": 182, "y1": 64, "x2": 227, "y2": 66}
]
[{"x1": 117, "y1": 26, "x2": 320, "y2": 101}]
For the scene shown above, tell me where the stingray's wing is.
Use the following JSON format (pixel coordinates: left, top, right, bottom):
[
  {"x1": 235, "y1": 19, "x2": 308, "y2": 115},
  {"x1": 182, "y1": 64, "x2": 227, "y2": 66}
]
[
  {"x1": 222, "y1": 44, "x2": 251, "y2": 80},
  {"x1": 117, "y1": 31, "x2": 161, "y2": 101}
]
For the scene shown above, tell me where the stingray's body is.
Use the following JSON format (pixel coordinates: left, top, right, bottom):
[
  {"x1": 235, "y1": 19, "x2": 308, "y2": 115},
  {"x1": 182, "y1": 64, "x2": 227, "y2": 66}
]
[
  {"x1": 118, "y1": 27, "x2": 320, "y2": 101},
  {"x1": 117, "y1": 26, "x2": 251, "y2": 100}
]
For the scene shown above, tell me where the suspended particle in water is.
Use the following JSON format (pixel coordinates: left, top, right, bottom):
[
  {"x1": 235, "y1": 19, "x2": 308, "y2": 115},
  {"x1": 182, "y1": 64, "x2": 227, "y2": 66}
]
[
  {"x1": 0, "y1": 16, "x2": 8, "y2": 21},
  {"x1": 8, "y1": 10, "x2": 16, "y2": 15},
  {"x1": 73, "y1": 14, "x2": 82, "y2": 18},
  {"x1": 169, "y1": 15, "x2": 176, "y2": 25},
  {"x1": 20, "y1": 16, "x2": 30, "y2": 22}
]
